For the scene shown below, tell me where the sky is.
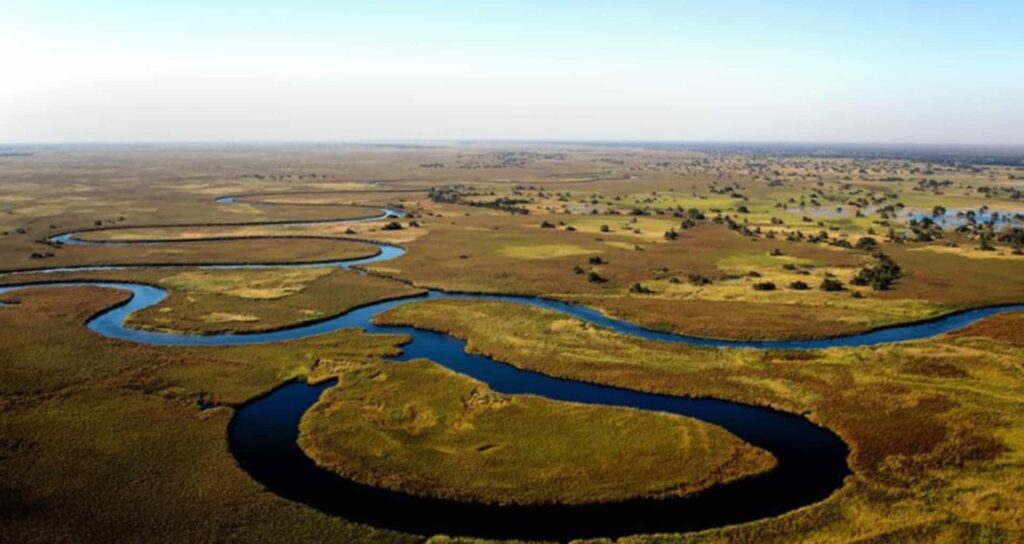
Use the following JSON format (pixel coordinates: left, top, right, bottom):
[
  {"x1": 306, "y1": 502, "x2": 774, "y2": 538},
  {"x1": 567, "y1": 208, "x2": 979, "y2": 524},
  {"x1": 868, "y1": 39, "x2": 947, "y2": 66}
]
[{"x1": 2, "y1": 1, "x2": 1023, "y2": 145}]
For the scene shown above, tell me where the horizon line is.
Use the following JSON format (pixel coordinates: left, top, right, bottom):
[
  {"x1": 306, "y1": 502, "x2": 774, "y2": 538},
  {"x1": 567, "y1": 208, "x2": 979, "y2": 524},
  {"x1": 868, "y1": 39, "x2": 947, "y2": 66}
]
[{"x1": 4, "y1": 139, "x2": 1024, "y2": 150}]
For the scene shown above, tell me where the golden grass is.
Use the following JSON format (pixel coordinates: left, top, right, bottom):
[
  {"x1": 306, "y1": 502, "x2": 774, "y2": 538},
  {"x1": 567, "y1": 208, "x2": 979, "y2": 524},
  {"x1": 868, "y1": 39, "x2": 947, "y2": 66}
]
[
  {"x1": 161, "y1": 267, "x2": 335, "y2": 299},
  {"x1": 495, "y1": 243, "x2": 597, "y2": 260}
]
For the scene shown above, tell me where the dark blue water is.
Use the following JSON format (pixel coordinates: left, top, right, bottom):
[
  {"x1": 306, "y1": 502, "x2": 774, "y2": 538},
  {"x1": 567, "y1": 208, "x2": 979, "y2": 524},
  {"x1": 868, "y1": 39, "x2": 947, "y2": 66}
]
[{"x1": 1, "y1": 199, "x2": 1019, "y2": 539}]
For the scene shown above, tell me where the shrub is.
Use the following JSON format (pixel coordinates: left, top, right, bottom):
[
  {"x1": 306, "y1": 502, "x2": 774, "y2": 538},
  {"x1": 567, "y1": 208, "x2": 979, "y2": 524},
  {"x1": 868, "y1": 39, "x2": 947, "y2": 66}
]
[
  {"x1": 629, "y1": 282, "x2": 653, "y2": 294},
  {"x1": 789, "y1": 281, "x2": 810, "y2": 290},
  {"x1": 752, "y1": 281, "x2": 776, "y2": 291},
  {"x1": 687, "y1": 274, "x2": 713, "y2": 286},
  {"x1": 820, "y1": 277, "x2": 845, "y2": 291}
]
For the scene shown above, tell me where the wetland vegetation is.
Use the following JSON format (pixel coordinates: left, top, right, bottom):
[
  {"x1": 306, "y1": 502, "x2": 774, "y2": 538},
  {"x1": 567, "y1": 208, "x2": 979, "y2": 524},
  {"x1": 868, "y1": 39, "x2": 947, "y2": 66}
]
[{"x1": 1, "y1": 143, "x2": 1023, "y2": 543}]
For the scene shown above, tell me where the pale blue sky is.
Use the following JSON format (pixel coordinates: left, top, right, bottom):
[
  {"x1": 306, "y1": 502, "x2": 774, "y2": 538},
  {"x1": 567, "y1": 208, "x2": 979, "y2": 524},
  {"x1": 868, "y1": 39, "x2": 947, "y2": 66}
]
[{"x1": 3, "y1": 1, "x2": 1022, "y2": 144}]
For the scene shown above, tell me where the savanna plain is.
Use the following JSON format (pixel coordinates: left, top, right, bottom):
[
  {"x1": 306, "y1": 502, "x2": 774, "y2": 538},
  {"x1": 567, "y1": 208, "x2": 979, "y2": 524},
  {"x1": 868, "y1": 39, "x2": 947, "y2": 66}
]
[{"x1": 1, "y1": 144, "x2": 1023, "y2": 543}]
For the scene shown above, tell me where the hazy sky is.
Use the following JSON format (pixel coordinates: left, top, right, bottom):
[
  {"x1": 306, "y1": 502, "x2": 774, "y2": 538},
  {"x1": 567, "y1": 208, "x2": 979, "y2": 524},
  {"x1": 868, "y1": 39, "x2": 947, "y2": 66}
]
[{"x1": 3, "y1": 1, "x2": 1022, "y2": 144}]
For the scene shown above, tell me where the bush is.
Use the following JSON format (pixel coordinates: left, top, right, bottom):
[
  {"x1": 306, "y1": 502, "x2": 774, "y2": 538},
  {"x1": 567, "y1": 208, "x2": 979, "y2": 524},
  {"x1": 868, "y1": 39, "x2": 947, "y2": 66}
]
[
  {"x1": 629, "y1": 282, "x2": 653, "y2": 294},
  {"x1": 752, "y1": 281, "x2": 776, "y2": 291},
  {"x1": 382, "y1": 221, "x2": 403, "y2": 231},
  {"x1": 820, "y1": 277, "x2": 845, "y2": 291},
  {"x1": 687, "y1": 274, "x2": 713, "y2": 286},
  {"x1": 789, "y1": 281, "x2": 810, "y2": 290},
  {"x1": 587, "y1": 271, "x2": 607, "y2": 283}
]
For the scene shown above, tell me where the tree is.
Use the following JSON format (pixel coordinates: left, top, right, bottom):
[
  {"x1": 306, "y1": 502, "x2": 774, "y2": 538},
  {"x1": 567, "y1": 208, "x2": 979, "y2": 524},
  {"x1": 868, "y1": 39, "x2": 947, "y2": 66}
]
[
  {"x1": 752, "y1": 281, "x2": 776, "y2": 291},
  {"x1": 854, "y1": 236, "x2": 878, "y2": 251},
  {"x1": 978, "y1": 233, "x2": 996, "y2": 251},
  {"x1": 789, "y1": 280, "x2": 810, "y2": 290},
  {"x1": 850, "y1": 252, "x2": 902, "y2": 290}
]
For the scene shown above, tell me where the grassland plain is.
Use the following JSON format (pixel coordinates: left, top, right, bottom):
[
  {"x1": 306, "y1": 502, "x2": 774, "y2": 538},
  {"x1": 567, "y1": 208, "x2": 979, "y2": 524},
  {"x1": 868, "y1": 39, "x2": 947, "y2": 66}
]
[
  {"x1": 0, "y1": 284, "x2": 771, "y2": 544},
  {"x1": 366, "y1": 210, "x2": 1024, "y2": 340},
  {"x1": 298, "y1": 358, "x2": 774, "y2": 506},
  {"x1": 2, "y1": 144, "x2": 1024, "y2": 543},
  {"x1": 376, "y1": 299, "x2": 1024, "y2": 542},
  {"x1": 0, "y1": 286, "x2": 418, "y2": 544}
]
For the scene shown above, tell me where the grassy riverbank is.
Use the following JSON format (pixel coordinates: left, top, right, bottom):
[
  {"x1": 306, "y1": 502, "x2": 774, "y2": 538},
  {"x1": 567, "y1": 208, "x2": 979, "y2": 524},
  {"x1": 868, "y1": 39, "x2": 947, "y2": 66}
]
[
  {"x1": 377, "y1": 298, "x2": 1024, "y2": 542},
  {"x1": 299, "y1": 359, "x2": 774, "y2": 506}
]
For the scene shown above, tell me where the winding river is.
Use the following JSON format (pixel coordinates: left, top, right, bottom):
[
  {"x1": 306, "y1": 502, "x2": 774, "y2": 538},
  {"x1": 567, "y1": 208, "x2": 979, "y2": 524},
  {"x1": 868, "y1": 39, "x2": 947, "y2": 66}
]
[{"x1": 1, "y1": 198, "x2": 1021, "y2": 540}]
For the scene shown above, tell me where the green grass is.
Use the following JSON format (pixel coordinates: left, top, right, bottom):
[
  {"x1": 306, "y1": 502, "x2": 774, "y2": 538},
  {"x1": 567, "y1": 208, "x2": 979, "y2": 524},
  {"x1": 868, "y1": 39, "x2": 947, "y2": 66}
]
[
  {"x1": 0, "y1": 286, "x2": 416, "y2": 543},
  {"x1": 299, "y1": 358, "x2": 773, "y2": 506},
  {"x1": 377, "y1": 297, "x2": 1024, "y2": 542},
  {"x1": 131, "y1": 267, "x2": 423, "y2": 334},
  {"x1": 3, "y1": 146, "x2": 1024, "y2": 543}
]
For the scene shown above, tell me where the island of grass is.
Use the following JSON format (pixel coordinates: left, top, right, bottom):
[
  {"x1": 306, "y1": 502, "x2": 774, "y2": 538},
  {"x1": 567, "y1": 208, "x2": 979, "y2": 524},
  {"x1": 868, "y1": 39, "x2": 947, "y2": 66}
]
[
  {"x1": 126, "y1": 267, "x2": 424, "y2": 334},
  {"x1": 298, "y1": 359, "x2": 775, "y2": 505}
]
